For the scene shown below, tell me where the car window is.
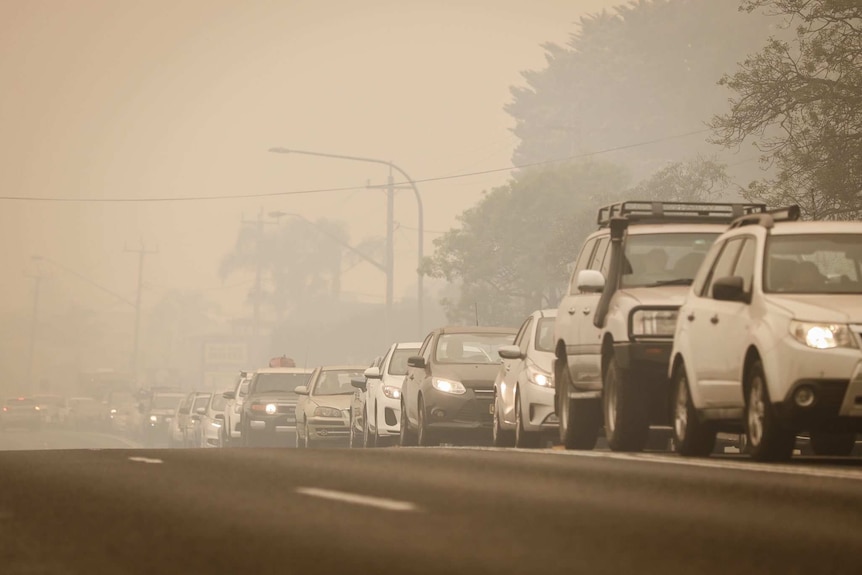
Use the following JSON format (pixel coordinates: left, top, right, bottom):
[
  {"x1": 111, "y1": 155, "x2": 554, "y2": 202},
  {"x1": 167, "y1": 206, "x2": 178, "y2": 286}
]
[
  {"x1": 692, "y1": 238, "x2": 725, "y2": 297},
  {"x1": 312, "y1": 370, "x2": 364, "y2": 396},
  {"x1": 252, "y1": 373, "x2": 311, "y2": 394},
  {"x1": 569, "y1": 237, "x2": 598, "y2": 294},
  {"x1": 518, "y1": 317, "x2": 534, "y2": 355},
  {"x1": 434, "y1": 333, "x2": 514, "y2": 364},
  {"x1": 388, "y1": 348, "x2": 415, "y2": 376},
  {"x1": 192, "y1": 394, "x2": 212, "y2": 410},
  {"x1": 210, "y1": 393, "x2": 227, "y2": 411},
  {"x1": 421, "y1": 334, "x2": 434, "y2": 362},
  {"x1": 733, "y1": 237, "x2": 757, "y2": 293},
  {"x1": 535, "y1": 317, "x2": 555, "y2": 352},
  {"x1": 589, "y1": 236, "x2": 610, "y2": 272},
  {"x1": 705, "y1": 238, "x2": 744, "y2": 298},
  {"x1": 765, "y1": 234, "x2": 862, "y2": 294},
  {"x1": 238, "y1": 381, "x2": 249, "y2": 398},
  {"x1": 513, "y1": 317, "x2": 531, "y2": 347},
  {"x1": 622, "y1": 233, "x2": 717, "y2": 288}
]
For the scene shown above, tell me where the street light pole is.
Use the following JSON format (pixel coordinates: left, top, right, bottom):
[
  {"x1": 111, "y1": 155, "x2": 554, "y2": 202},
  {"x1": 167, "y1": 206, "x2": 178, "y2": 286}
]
[{"x1": 268, "y1": 147, "x2": 425, "y2": 338}]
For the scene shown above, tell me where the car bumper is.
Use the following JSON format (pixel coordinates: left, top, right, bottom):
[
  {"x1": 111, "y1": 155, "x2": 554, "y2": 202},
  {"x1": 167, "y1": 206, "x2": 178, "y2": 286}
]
[
  {"x1": 424, "y1": 388, "x2": 495, "y2": 431},
  {"x1": 247, "y1": 414, "x2": 298, "y2": 435},
  {"x1": 307, "y1": 415, "x2": 350, "y2": 441},
  {"x1": 613, "y1": 340, "x2": 673, "y2": 377},
  {"x1": 519, "y1": 383, "x2": 558, "y2": 432},
  {"x1": 375, "y1": 396, "x2": 401, "y2": 436}
]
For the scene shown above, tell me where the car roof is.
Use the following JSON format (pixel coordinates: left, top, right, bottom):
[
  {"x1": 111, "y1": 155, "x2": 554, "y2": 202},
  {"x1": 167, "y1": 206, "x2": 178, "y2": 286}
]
[
  {"x1": 394, "y1": 341, "x2": 422, "y2": 349},
  {"x1": 318, "y1": 365, "x2": 367, "y2": 371},
  {"x1": 437, "y1": 326, "x2": 518, "y2": 335},
  {"x1": 536, "y1": 308, "x2": 557, "y2": 319},
  {"x1": 588, "y1": 223, "x2": 729, "y2": 238},
  {"x1": 254, "y1": 367, "x2": 314, "y2": 374},
  {"x1": 769, "y1": 221, "x2": 862, "y2": 235}
]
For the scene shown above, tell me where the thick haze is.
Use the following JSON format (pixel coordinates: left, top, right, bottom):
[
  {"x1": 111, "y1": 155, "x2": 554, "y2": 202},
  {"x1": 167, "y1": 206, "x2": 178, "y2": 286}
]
[{"x1": 1, "y1": 0, "x2": 639, "y2": 392}]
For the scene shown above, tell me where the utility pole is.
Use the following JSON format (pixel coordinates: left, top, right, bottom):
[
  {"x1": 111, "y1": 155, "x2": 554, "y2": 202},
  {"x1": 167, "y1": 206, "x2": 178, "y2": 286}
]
[
  {"x1": 385, "y1": 168, "x2": 395, "y2": 342},
  {"x1": 25, "y1": 267, "x2": 45, "y2": 392},
  {"x1": 125, "y1": 242, "x2": 157, "y2": 386}
]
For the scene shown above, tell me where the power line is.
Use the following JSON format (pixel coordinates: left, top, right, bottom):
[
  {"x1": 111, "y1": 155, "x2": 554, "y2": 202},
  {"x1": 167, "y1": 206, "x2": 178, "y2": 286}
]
[{"x1": 0, "y1": 128, "x2": 713, "y2": 204}]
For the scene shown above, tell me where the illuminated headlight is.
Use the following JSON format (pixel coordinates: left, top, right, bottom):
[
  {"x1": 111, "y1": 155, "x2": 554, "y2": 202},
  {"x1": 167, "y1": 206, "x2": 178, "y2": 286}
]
[
  {"x1": 265, "y1": 403, "x2": 277, "y2": 415},
  {"x1": 631, "y1": 309, "x2": 678, "y2": 337},
  {"x1": 149, "y1": 415, "x2": 158, "y2": 423},
  {"x1": 382, "y1": 385, "x2": 401, "y2": 399},
  {"x1": 34, "y1": 406, "x2": 41, "y2": 411},
  {"x1": 790, "y1": 321, "x2": 856, "y2": 349},
  {"x1": 432, "y1": 378, "x2": 466, "y2": 395},
  {"x1": 527, "y1": 367, "x2": 554, "y2": 388},
  {"x1": 110, "y1": 408, "x2": 118, "y2": 415},
  {"x1": 313, "y1": 406, "x2": 342, "y2": 418}
]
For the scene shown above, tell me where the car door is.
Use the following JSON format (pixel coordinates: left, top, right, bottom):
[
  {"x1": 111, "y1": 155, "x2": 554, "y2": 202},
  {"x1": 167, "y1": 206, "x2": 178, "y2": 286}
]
[
  {"x1": 296, "y1": 368, "x2": 319, "y2": 438},
  {"x1": 574, "y1": 236, "x2": 611, "y2": 386},
  {"x1": 367, "y1": 349, "x2": 390, "y2": 431},
  {"x1": 404, "y1": 333, "x2": 433, "y2": 428},
  {"x1": 500, "y1": 317, "x2": 532, "y2": 425},
  {"x1": 556, "y1": 236, "x2": 599, "y2": 372},
  {"x1": 684, "y1": 237, "x2": 745, "y2": 406}
]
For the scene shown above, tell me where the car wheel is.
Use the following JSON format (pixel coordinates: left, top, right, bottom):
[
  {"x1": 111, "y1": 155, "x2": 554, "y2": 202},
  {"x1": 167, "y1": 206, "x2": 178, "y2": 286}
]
[
  {"x1": 492, "y1": 397, "x2": 515, "y2": 447},
  {"x1": 362, "y1": 409, "x2": 377, "y2": 448},
  {"x1": 810, "y1": 430, "x2": 856, "y2": 456},
  {"x1": 603, "y1": 356, "x2": 649, "y2": 452},
  {"x1": 399, "y1": 400, "x2": 418, "y2": 446},
  {"x1": 557, "y1": 357, "x2": 601, "y2": 450},
  {"x1": 672, "y1": 362, "x2": 716, "y2": 457},
  {"x1": 417, "y1": 397, "x2": 437, "y2": 447},
  {"x1": 745, "y1": 360, "x2": 794, "y2": 462},
  {"x1": 514, "y1": 389, "x2": 541, "y2": 449}
]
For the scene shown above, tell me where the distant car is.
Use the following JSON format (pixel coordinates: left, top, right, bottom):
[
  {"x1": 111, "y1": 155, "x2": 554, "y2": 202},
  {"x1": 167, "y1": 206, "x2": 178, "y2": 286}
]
[
  {"x1": 223, "y1": 371, "x2": 253, "y2": 446},
  {"x1": 66, "y1": 397, "x2": 106, "y2": 431},
  {"x1": 295, "y1": 366, "x2": 365, "y2": 448},
  {"x1": 360, "y1": 341, "x2": 422, "y2": 447},
  {"x1": 171, "y1": 392, "x2": 210, "y2": 448},
  {"x1": 400, "y1": 326, "x2": 518, "y2": 446},
  {"x1": 199, "y1": 392, "x2": 229, "y2": 448},
  {"x1": 141, "y1": 392, "x2": 185, "y2": 447},
  {"x1": 32, "y1": 395, "x2": 67, "y2": 426},
  {"x1": 0, "y1": 397, "x2": 42, "y2": 431},
  {"x1": 494, "y1": 309, "x2": 558, "y2": 448},
  {"x1": 349, "y1": 357, "x2": 383, "y2": 448},
  {"x1": 106, "y1": 390, "x2": 140, "y2": 437},
  {"x1": 240, "y1": 367, "x2": 314, "y2": 447},
  {"x1": 187, "y1": 393, "x2": 212, "y2": 447}
]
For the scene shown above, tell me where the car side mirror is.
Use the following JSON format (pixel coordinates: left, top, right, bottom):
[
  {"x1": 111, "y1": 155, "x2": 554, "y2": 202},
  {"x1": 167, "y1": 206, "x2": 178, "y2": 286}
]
[
  {"x1": 576, "y1": 269, "x2": 605, "y2": 293},
  {"x1": 222, "y1": 391, "x2": 236, "y2": 400},
  {"x1": 407, "y1": 356, "x2": 426, "y2": 369},
  {"x1": 195, "y1": 407, "x2": 206, "y2": 415},
  {"x1": 712, "y1": 276, "x2": 748, "y2": 302},
  {"x1": 498, "y1": 345, "x2": 523, "y2": 360},
  {"x1": 364, "y1": 366, "x2": 382, "y2": 380},
  {"x1": 294, "y1": 385, "x2": 309, "y2": 396},
  {"x1": 351, "y1": 376, "x2": 367, "y2": 391}
]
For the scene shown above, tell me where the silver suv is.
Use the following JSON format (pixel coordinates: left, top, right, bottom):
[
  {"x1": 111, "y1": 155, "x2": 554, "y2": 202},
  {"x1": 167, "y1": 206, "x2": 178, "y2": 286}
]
[{"x1": 553, "y1": 201, "x2": 765, "y2": 451}]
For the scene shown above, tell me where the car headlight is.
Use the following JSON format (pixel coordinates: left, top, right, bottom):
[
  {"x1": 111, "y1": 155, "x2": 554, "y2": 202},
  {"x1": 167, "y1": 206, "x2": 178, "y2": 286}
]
[
  {"x1": 432, "y1": 378, "x2": 466, "y2": 395},
  {"x1": 149, "y1": 415, "x2": 158, "y2": 423},
  {"x1": 265, "y1": 403, "x2": 277, "y2": 415},
  {"x1": 790, "y1": 321, "x2": 856, "y2": 349},
  {"x1": 630, "y1": 309, "x2": 678, "y2": 337},
  {"x1": 314, "y1": 406, "x2": 342, "y2": 418},
  {"x1": 527, "y1": 366, "x2": 554, "y2": 388},
  {"x1": 110, "y1": 408, "x2": 118, "y2": 415},
  {"x1": 382, "y1": 385, "x2": 401, "y2": 399}
]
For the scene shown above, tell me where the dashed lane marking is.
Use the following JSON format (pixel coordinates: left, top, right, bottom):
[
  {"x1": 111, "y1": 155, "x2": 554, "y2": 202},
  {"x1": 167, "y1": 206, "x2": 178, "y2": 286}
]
[
  {"x1": 296, "y1": 487, "x2": 420, "y2": 512},
  {"x1": 128, "y1": 456, "x2": 163, "y2": 464}
]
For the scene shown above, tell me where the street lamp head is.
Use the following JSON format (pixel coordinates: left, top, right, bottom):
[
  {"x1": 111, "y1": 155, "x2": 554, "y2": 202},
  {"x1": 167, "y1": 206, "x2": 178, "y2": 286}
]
[{"x1": 268, "y1": 147, "x2": 291, "y2": 154}]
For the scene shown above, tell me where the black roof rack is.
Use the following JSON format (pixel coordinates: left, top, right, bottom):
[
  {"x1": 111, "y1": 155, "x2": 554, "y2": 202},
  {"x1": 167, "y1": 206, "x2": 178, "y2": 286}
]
[
  {"x1": 728, "y1": 205, "x2": 801, "y2": 230},
  {"x1": 596, "y1": 201, "x2": 767, "y2": 228}
]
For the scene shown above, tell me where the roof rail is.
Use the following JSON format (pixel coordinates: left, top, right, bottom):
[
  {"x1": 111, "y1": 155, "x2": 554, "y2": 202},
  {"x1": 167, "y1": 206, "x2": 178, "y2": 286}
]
[
  {"x1": 728, "y1": 205, "x2": 801, "y2": 230},
  {"x1": 596, "y1": 201, "x2": 767, "y2": 228}
]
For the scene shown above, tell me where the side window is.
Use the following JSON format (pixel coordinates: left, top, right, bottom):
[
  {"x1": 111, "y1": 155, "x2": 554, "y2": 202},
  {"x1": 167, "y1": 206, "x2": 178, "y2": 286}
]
[
  {"x1": 568, "y1": 238, "x2": 598, "y2": 295},
  {"x1": 705, "y1": 238, "x2": 744, "y2": 298},
  {"x1": 513, "y1": 318, "x2": 530, "y2": 347},
  {"x1": 589, "y1": 237, "x2": 610, "y2": 277},
  {"x1": 518, "y1": 318, "x2": 534, "y2": 355},
  {"x1": 691, "y1": 239, "x2": 724, "y2": 297},
  {"x1": 733, "y1": 238, "x2": 757, "y2": 293},
  {"x1": 421, "y1": 334, "x2": 434, "y2": 362}
]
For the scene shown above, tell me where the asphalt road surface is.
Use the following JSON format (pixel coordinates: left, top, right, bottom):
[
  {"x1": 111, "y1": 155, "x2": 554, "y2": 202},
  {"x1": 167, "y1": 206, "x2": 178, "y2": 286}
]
[{"x1": 1, "y1": 429, "x2": 861, "y2": 575}]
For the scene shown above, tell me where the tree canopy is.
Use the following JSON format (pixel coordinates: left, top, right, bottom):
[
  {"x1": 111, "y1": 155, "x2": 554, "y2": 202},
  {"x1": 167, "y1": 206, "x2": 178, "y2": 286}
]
[{"x1": 711, "y1": 0, "x2": 862, "y2": 219}]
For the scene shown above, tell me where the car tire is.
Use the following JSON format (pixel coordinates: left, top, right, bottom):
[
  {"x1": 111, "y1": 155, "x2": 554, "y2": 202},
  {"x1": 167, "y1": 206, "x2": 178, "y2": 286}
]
[
  {"x1": 810, "y1": 430, "x2": 856, "y2": 456},
  {"x1": 349, "y1": 415, "x2": 362, "y2": 449},
  {"x1": 362, "y1": 409, "x2": 377, "y2": 448},
  {"x1": 745, "y1": 360, "x2": 794, "y2": 462},
  {"x1": 492, "y1": 397, "x2": 515, "y2": 447},
  {"x1": 557, "y1": 358, "x2": 601, "y2": 450},
  {"x1": 399, "y1": 400, "x2": 418, "y2": 446},
  {"x1": 417, "y1": 397, "x2": 437, "y2": 447},
  {"x1": 672, "y1": 363, "x2": 716, "y2": 457},
  {"x1": 603, "y1": 357, "x2": 649, "y2": 452},
  {"x1": 514, "y1": 389, "x2": 541, "y2": 449}
]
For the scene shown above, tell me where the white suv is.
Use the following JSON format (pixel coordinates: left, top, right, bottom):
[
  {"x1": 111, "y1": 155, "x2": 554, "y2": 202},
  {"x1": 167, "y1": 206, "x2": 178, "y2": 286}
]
[
  {"x1": 223, "y1": 371, "x2": 253, "y2": 445},
  {"x1": 554, "y1": 201, "x2": 765, "y2": 451},
  {"x1": 670, "y1": 207, "x2": 862, "y2": 461}
]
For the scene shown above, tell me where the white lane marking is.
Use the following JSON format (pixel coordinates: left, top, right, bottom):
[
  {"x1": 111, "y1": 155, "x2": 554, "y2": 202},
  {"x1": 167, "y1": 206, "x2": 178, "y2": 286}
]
[
  {"x1": 127, "y1": 456, "x2": 163, "y2": 464},
  {"x1": 296, "y1": 487, "x2": 420, "y2": 512},
  {"x1": 445, "y1": 446, "x2": 862, "y2": 482}
]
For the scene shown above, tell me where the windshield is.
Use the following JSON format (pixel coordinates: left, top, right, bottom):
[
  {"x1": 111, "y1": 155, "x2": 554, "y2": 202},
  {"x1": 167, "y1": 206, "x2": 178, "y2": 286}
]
[
  {"x1": 192, "y1": 394, "x2": 212, "y2": 410},
  {"x1": 622, "y1": 233, "x2": 717, "y2": 288},
  {"x1": 151, "y1": 395, "x2": 184, "y2": 410},
  {"x1": 210, "y1": 394, "x2": 227, "y2": 411},
  {"x1": 388, "y1": 349, "x2": 417, "y2": 376},
  {"x1": 253, "y1": 373, "x2": 311, "y2": 394},
  {"x1": 312, "y1": 370, "x2": 364, "y2": 396},
  {"x1": 435, "y1": 333, "x2": 514, "y2": 364},
  {"x1": 535, "y1": 318, "x2": 555, "y2": 352},
  {"x1": 765, "y1": 234, "x2": 862, "y2": 294}
]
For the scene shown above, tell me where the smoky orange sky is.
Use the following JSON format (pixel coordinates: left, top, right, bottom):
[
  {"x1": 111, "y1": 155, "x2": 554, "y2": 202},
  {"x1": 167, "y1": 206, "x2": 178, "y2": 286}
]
[{"x1": 0, "y1": 0, "x2": 621, "y2": 323}]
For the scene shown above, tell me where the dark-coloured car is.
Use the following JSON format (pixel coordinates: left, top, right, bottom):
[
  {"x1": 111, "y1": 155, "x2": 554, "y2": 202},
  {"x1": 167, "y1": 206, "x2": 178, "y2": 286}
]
[
  {"x1": 400, "y1": 326, "x2": 517, "y2": 446},
  {"x1": 295, "y1": 366, "x2": 366, "y2": 448},
  {"x1": 240, "y1": 367, "x2": 313, "y2": 447}
]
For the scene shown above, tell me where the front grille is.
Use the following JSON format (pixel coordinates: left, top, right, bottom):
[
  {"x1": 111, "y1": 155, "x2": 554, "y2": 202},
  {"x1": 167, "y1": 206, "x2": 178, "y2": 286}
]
[
  {"x1": 277, "y1": 405, "x2": 296, "y2": 416},
  {"x1": 455, "y1": 398, "x2": 493, "y2": 423}
]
